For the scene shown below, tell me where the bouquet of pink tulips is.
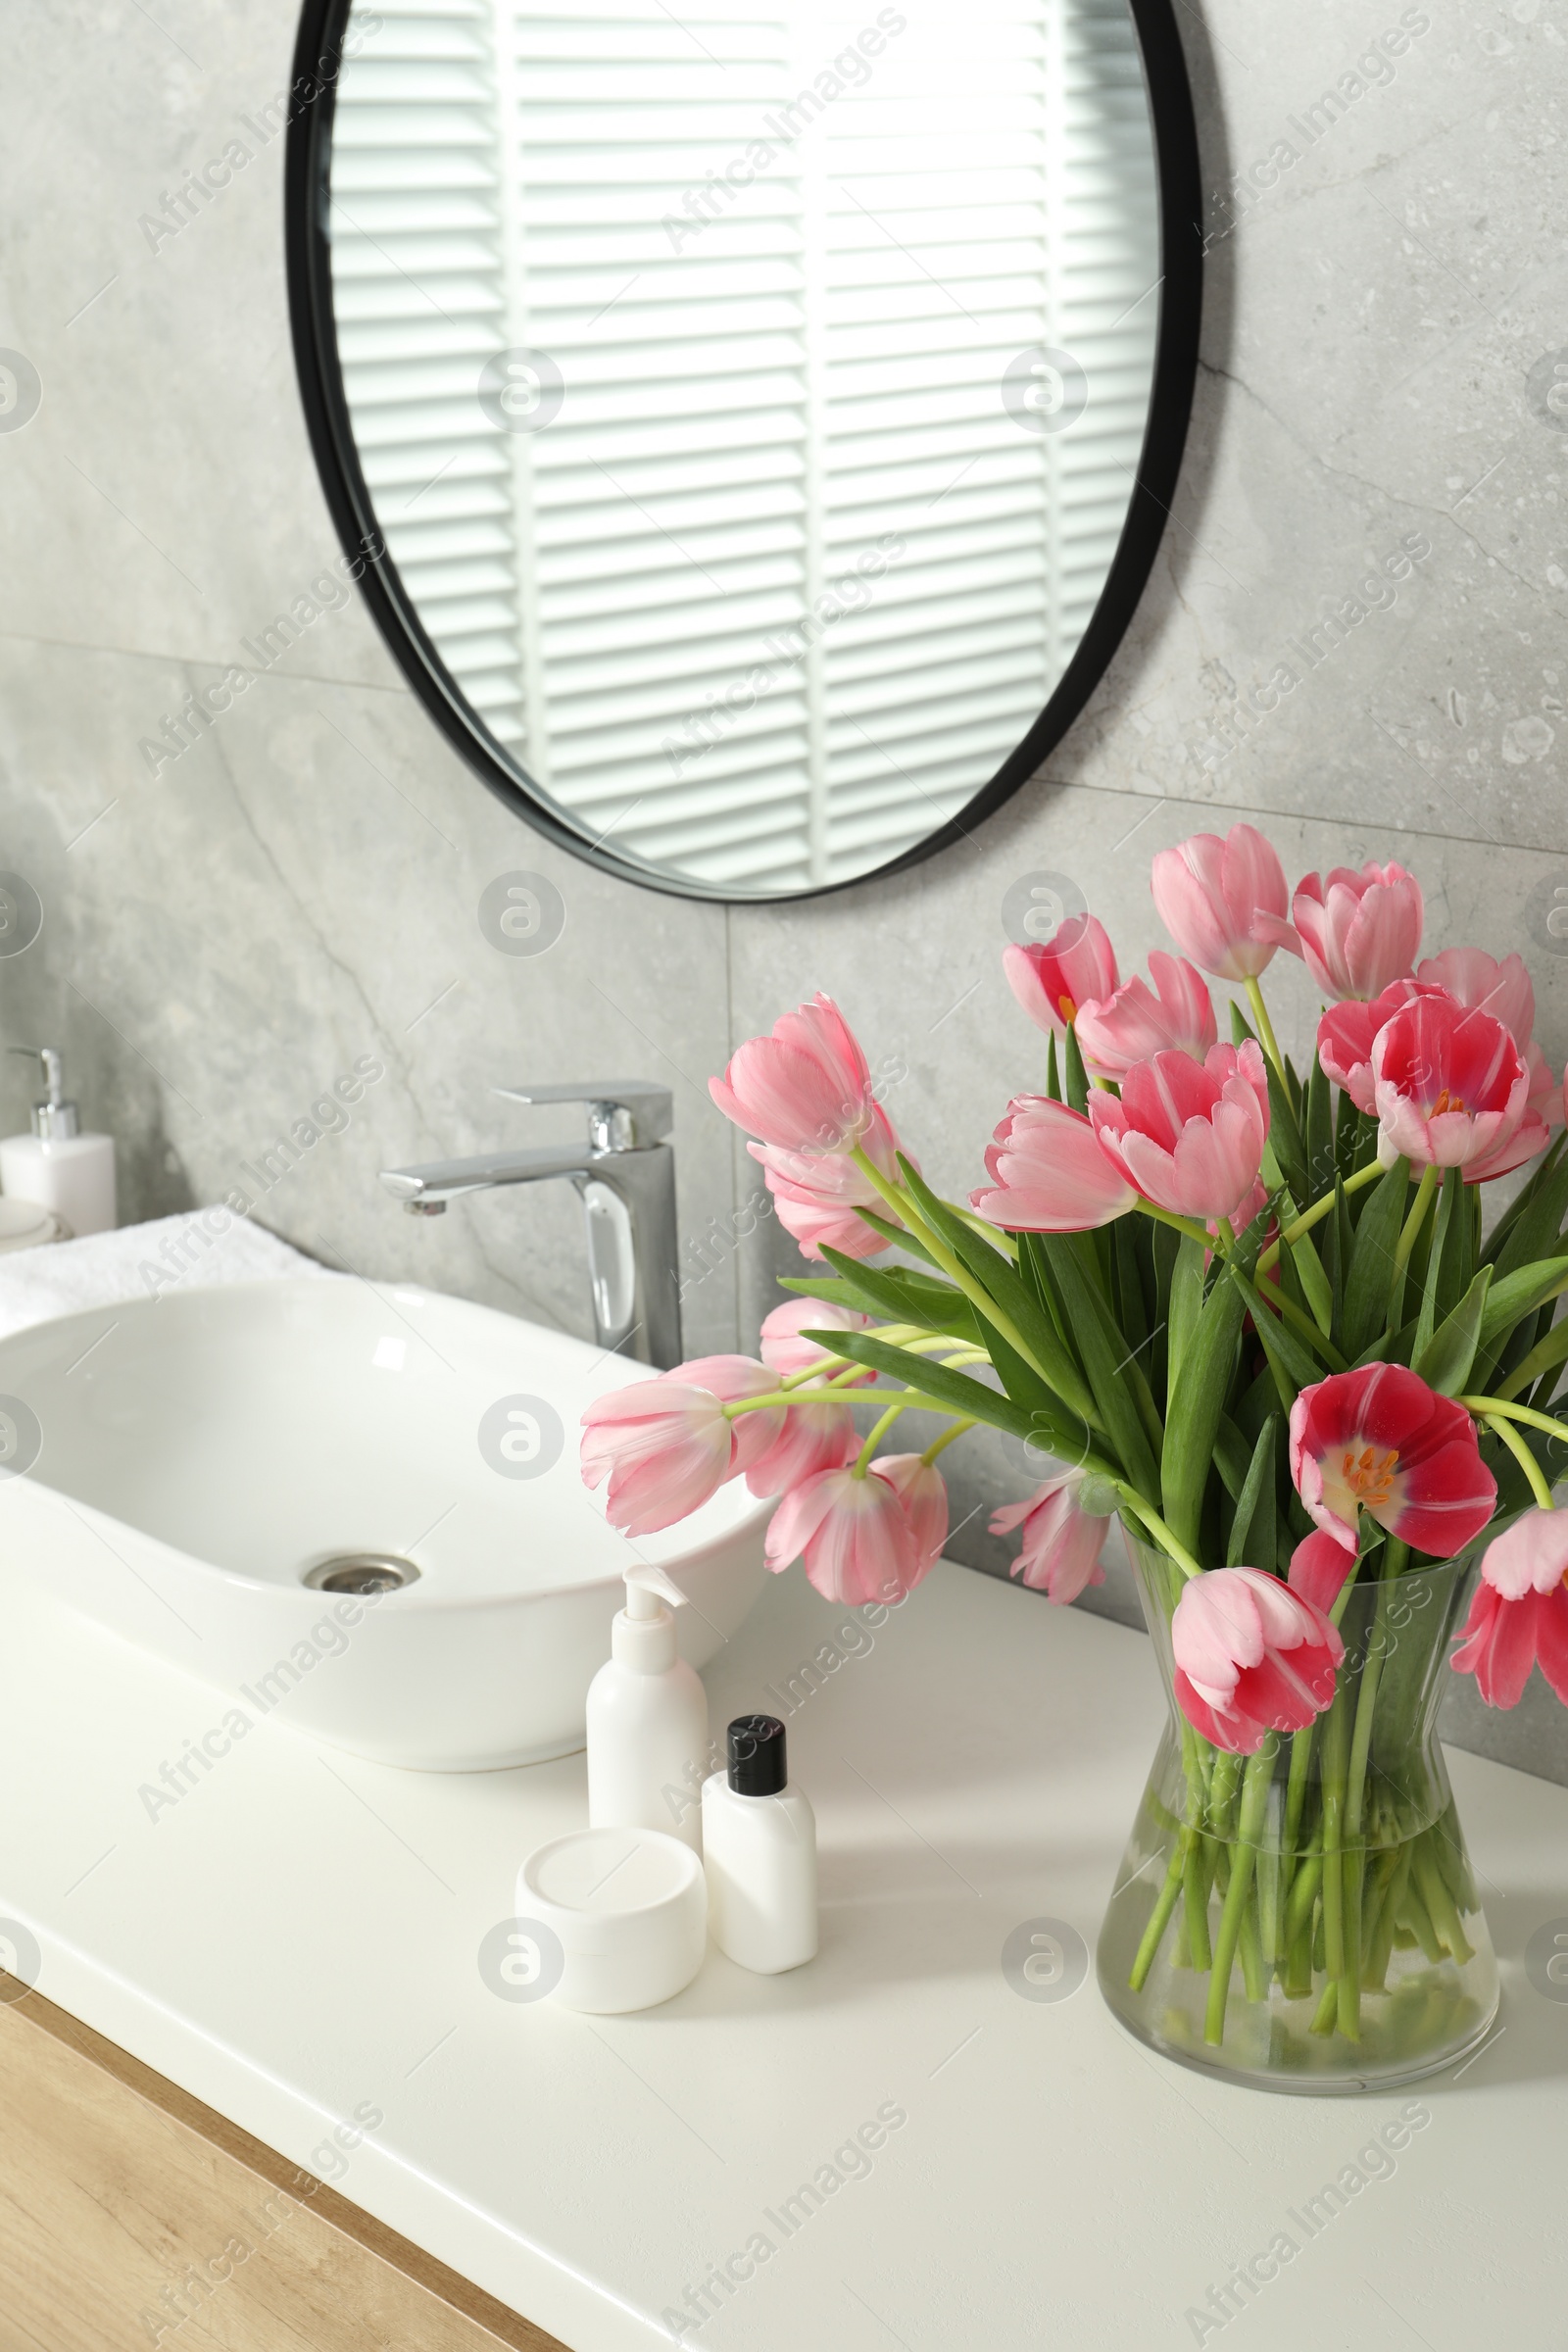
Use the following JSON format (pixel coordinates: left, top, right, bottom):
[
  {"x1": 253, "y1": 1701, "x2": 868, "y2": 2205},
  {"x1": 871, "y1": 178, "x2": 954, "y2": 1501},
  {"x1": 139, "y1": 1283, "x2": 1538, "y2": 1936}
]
[{"x1": 583, "y1": 823, "x2": 1568, "y2": 2061}]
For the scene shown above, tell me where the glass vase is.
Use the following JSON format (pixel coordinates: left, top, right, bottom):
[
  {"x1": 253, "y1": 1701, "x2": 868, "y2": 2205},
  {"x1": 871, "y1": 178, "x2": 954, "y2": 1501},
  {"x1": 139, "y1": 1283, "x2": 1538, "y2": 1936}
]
[{"x1": 1097, "y1": 1538, "x2": 1498, "y2": 2092}]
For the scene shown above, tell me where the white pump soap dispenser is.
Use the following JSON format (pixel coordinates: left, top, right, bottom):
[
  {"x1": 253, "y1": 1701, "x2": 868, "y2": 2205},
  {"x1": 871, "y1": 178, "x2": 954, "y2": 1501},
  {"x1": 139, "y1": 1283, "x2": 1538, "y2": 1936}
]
[
  {"x1": 586, "y1": 1563, "x2": 709, "y2": 1854},
  {"x1": 0, "y1": 1047, "x2": 117, "y2": 1238}
]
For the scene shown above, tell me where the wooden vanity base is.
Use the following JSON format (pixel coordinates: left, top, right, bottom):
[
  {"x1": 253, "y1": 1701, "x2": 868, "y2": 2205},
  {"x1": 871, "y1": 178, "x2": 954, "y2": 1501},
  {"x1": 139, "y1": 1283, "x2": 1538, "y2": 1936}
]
[{"x1": 0, "y1": 1974, "x2": 569, "y2": 2352}]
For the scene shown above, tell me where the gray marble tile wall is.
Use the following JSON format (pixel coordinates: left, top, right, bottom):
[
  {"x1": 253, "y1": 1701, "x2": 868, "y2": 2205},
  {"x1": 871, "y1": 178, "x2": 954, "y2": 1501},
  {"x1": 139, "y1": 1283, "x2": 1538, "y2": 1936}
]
[{"x1": 2, "y1": 0, "x2": 1566, "y2": 1779}]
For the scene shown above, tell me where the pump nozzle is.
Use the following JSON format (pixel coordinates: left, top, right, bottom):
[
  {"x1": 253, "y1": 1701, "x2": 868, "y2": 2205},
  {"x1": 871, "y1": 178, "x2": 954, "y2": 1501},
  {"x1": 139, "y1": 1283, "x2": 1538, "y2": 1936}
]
[
  {"x1": 8, "y1": 1046, "x2": 78, "y2": 1140},
  {"x1": 612, "y1": 1563, "x2": 692, "y2": 1671},
  {"x1": 623, "y1": 1563, "x2": 690, "y2": 1621}
]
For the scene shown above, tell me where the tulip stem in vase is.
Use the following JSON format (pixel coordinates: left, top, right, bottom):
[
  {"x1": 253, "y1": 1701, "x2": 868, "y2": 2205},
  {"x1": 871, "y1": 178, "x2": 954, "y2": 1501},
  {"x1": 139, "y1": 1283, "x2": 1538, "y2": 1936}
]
[
  {"x1": 1204, "y1": 1738, "x2": 1274, "y2": 2044},
  {"x1": 1338, "y1": 1547, "x2": 1403, "y2": 2038},
  {"x1": 582, "y1": 829, "x2": 1568, "y2": 2088}
]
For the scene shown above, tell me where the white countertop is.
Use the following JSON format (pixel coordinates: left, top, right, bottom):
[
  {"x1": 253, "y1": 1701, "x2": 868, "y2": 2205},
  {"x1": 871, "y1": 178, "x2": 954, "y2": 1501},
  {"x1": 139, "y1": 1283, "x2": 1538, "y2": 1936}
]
[{"x1": 4, "y1": 1554, "x2": 1567, "y2": 2351}]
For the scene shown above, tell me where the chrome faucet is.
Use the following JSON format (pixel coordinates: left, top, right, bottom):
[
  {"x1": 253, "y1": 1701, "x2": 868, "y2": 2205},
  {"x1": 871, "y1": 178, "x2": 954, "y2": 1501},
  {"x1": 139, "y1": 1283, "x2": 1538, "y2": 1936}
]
[{"x1": 379, "y1": 1082, "x2": 682, "y2": 1370}]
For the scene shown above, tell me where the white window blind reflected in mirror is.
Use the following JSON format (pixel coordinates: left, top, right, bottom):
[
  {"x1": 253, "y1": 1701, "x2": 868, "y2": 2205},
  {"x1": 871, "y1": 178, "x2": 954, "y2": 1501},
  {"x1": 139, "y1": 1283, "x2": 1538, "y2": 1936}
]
[{"x1": 328, "y1": 0, "x2": 1159, "y2": 892}]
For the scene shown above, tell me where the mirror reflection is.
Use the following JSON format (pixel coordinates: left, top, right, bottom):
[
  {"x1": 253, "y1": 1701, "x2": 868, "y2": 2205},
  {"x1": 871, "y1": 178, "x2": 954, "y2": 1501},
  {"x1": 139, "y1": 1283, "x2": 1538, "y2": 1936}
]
[{"x1": 326, "y1": 0, "x2": 1161, "y2": 891}]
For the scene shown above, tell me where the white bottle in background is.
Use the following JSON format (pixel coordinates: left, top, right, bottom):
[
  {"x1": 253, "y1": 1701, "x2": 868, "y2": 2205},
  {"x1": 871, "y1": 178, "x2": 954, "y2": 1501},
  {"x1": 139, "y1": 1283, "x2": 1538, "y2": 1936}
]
[
  {"x1": 702, "y1": 1715, "x2": 817, "y2": 1975},
  {"x1": 0, "y1": 1047, "x2": 116, "y2": 1238},
  {"x1": 586, "y1": 1563, "x2": 709, "y2": 1853}
]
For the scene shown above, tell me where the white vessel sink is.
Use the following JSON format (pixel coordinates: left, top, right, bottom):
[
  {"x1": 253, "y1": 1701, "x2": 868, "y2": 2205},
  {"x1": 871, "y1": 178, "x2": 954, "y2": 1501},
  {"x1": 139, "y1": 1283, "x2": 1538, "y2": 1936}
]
[{"x1": 0, "y1": 1278, "x2": 769, "y2": 1769}]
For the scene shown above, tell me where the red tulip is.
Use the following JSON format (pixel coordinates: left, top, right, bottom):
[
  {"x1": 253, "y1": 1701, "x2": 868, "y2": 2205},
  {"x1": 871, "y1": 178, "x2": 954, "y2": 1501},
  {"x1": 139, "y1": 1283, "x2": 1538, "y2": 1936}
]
[
  {"x1": 1452, "y1": 1508, "x2": 1568, "y2": 1708},
  {"x1": 1172, "y1": 1566, "x2": 1344, "y2": 1754},
  {"x1": 1286, "y1": 1529, "x2": 1357, "y2": 1614},
  {"x1": 1289, "y1": 1365, "x2": 1496, "y2": 1558},
  {"x1": 1372, "y1": 995, "x2": 1549, "y2": 1180},
  {"x1": 1417, "y1": 947, "x2": 1561, "y2": 1131}
]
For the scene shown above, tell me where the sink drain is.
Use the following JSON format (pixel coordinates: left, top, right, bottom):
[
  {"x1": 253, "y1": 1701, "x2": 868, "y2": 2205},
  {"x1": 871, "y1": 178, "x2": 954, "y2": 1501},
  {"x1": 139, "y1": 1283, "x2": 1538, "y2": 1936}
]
[{"x1": 302, "y1": 1552, "x2": 421, "y2": 1596}]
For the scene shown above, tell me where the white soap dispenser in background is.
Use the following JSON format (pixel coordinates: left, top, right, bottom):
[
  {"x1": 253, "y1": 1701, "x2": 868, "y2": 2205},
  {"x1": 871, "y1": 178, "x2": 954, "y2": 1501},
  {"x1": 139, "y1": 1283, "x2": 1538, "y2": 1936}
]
[
  {"x1": 702, "y1": 1714, "x2": 817, "y2": 1975},
  {"x1": 586, "y1": 1564, "x2": 709, "y2": 1853},
  {"x1": 0, "y1": 1048, "x2": 117, "y2": 1238}
]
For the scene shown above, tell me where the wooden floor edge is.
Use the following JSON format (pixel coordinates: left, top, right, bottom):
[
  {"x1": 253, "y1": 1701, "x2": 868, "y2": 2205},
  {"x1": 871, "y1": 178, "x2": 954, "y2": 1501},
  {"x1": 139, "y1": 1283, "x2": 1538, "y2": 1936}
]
[{"x1": 0, "y1": 1972, "x2": 570, "y2": 2352}]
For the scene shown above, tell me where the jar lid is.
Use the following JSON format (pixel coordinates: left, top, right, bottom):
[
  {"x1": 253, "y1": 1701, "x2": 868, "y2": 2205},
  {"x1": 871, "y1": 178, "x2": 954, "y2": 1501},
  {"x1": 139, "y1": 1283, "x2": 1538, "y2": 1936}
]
[
  {"x1": 0, "y1": 1197, "x2": 67, "y2": 1250},
  {"x1": 515, "y1": 1827, "x2": 706, "y2": 2014}
]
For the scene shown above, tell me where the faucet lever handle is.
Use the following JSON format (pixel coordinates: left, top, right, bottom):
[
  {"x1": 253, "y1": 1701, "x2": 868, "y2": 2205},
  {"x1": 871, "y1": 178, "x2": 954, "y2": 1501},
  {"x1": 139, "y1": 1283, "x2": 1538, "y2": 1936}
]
[{"x1": 492, "y1": 1081, "x2": 673, "y2": 1148}]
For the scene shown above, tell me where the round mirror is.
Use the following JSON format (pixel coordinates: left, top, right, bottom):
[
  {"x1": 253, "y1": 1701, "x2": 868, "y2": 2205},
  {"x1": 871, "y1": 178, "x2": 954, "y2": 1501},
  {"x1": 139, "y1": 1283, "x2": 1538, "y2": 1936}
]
[{"x1": 287, "y1": 0, "x2": 1199, "y2": 900}]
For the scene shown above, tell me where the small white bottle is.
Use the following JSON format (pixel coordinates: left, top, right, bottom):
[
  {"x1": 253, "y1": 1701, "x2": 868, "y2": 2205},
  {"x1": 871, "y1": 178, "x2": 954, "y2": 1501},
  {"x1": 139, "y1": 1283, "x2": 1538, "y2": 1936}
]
[
  {"x1": 0, "y1": 1047, "x2": 117, "y2": 1238},
  {"x1": 702, "y1": 1715, "x2": 817, "y2": 1974},
  {"x1": 586, "y1": 1564, "x2": 709, "y2": 1854}
]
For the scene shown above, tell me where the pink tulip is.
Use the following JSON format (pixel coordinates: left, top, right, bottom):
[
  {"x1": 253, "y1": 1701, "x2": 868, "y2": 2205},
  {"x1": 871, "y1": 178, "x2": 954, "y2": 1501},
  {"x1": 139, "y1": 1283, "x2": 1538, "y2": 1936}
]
[
  {"x1": 581, "y1": 1376, "x2": 741, "y2": 1536},
  {"x1": 1289, "y1": 1365, "x2": 1496, "y2": 1558},
  {"x1": 991, "y1": 1473, "x2": 1106, "y2": 1602},
  {"x1": 749, "y1": 1098, "x2": 910, "y2": 1263},
  {"x1": 760, "y1": 1297, "x2": 874, "y2": 1381},
  {"x1": 764, "y1": 1462, "x2": 923, "y2": 1604},
  {"x1": 1287, "y1": 1529, "x2": 1357, "y2": 1614},
  {"x1": 1072, "y1": 953, "x2": 1218, "y2": 1079},
  {"x1": 759, "y1": 1169, "x2": 877, "y2": 1260},
  {"x1": 710, "y1": 993, "x2": 878, "y2": 1155},
  {"x1": 1227, "y1": 1175, "x2": 1272, "y2": 1241},
  {"x1": 1452, "y1": 1509, "x2": 1568, "y2": 1707},
  {"x1": 1151, "y1": 823, "x2": 1290, "y2": 981},
  {"x1": 1283, "y1": 862, "x2": 1423, "y2": 1001},
  {"x1": 1316, "y1": 979, "x2": 1420, "y2": 1114},
  {"x1": 1527, "y1": 1043, "x2": 1559, "y2": 1131},
  {"x1": 970, "y1": 1096, "x2": 1139, "y2": 1233},
  {"x1": 745, "y1": 1395, "x2": 858, "y2": 1498},
  {"x1": 873, "y1": 1453, "x2": 949, "y2": 1580},
  {"x1": 1088, "y1": 1041, "x2": 1271, "y2": 1225},
  {"x1": 1172, "y1": 1566, "x2": 1344, "y2": 1754},
  {"x1": 1417, "y1": 946, "x2": 1533, "y2": 1047},
  {"x1": 1372, "y1": 995, "x2": 1549, "y2": 1180},
  {"x1": 1316, "y1": 964, "x2": 1559, "y2": 1136},
  {"x1": 674, "y1": 1354, "x2": 787, "y2": 1479},
  {"x1": 1417, "y1": 947, "x2": 1562, "y2": 1131},
  {"x1": 1003, "y1": 914, "x2": 1119, "y2": 1039}
]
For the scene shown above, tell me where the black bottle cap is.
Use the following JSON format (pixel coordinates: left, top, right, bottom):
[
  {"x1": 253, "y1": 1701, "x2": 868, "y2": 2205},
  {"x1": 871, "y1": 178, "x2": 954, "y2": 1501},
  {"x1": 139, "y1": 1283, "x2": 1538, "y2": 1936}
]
[{"x1": 727, "y1": 1714, "x2": 787, "y2": 1796}]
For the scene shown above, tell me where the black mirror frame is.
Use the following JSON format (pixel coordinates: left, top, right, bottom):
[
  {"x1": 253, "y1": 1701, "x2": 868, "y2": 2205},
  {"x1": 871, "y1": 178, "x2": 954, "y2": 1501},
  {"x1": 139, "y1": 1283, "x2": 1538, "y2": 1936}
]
[{"x1": 284, "y1": 0, "x2": 1202, "y2": 906}]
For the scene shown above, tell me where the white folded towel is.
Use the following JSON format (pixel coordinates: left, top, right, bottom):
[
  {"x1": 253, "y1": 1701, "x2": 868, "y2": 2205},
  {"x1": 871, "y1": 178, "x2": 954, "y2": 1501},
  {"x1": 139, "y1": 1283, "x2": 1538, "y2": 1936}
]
[{"x1": 0, "y1": 1209, "x2": 328, "y2": 1341}]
